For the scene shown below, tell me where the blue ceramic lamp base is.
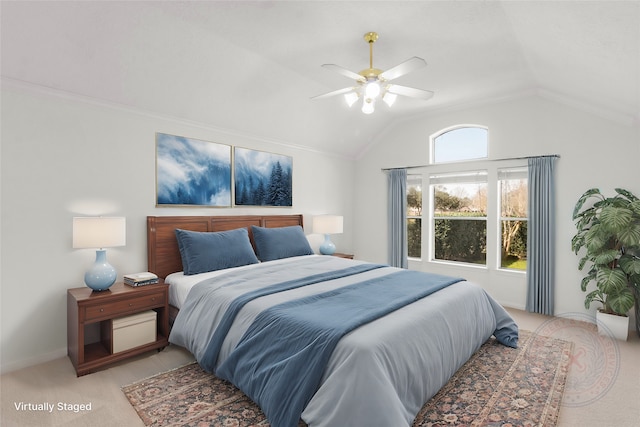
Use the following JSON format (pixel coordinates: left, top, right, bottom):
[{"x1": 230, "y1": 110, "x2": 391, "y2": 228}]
[
  {"x1": 319, "y1": 234, "x2": 336, "y2": 255},
  {"x1": 85, "y1": 249, "x2": 117, "y2": 291}
]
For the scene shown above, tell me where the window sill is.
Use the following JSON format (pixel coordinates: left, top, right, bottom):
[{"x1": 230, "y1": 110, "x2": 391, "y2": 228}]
[
  {"x1": 496, "y1": 268, "x2": 526, "y2": 275},
  {"x1": 427, "y1": 259, "x2": 487, "y2": 270}
]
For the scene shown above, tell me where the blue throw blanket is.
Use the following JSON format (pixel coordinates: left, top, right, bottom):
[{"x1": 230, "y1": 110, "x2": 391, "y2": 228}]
[
  {"x1": 200, "y1": 262, "x2": 386, "y2": 372},
  {"x1": 216, "y1": 269, "x2": 463, "y2": 427}
]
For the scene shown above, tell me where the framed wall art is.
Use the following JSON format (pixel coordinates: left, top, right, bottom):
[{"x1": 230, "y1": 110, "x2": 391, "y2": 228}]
[
  {"x1": 156, "y1": 133, "x2": 232, "y2": 207},
  {"x1": 234, "y1": 147, "x2": 292, "y2": 207}
]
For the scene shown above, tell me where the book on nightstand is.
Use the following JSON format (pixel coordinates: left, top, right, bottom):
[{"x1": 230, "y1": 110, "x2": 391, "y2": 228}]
[{"x1": 124, "y1": 272, "x2": 159, "y2": 287}]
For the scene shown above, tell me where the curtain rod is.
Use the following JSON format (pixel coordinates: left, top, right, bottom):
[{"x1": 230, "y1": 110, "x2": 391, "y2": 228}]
[{"x1": 381, "y1": 154, "x2": 560, "y2": 171}]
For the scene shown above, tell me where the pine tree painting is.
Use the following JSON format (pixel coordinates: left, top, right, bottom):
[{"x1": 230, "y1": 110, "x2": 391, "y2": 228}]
[{"x1": 234, "y1": 147, "x2": 292, "y2": 206}]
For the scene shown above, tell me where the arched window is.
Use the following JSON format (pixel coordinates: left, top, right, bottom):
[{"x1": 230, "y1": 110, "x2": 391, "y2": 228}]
[
  {"x1": 407, "y1": 124, "x2": 527, "y2": 271},
  {"x1": 431, "y1": 126, "x2": 488, "y2": 164}
]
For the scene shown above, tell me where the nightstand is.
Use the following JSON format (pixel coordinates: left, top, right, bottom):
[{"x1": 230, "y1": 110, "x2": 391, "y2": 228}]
[
  {"x1": 67, "y1": 281, "x2": 169, "y2": 376},
  {"x1": 332, "y1": 252, "x2": 354, "y2": 259}
]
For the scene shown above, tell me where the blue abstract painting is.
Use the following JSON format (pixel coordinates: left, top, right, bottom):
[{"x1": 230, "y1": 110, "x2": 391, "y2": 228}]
[
  {"x1": 234, "y1": 147, "x2": 292, "y2": 206},
  {"x1": 156, "y1": 133, "x2": 231, "y2": 207}
]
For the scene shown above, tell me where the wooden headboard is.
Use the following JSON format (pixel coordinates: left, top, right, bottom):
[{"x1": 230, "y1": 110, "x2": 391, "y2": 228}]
[{"x1": 147, "y1": 214, "x2": 305, "y2": 279}]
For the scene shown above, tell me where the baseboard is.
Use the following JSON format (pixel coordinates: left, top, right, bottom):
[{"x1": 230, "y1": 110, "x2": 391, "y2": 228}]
[
  {"x1": 0, "y1": 347, "x2": 67, "y2": 375},
  {"x1": 501, "y1": 301, "x2": 526, "y2": 311}
]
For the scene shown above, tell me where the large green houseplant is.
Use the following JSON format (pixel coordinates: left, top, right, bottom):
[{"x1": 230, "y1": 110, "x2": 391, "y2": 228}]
[{"x1": 572, "y1": 188, "x2": 640, "y2": 337}]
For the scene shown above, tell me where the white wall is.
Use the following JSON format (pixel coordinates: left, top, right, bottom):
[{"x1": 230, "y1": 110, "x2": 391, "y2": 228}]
[
  {"x1": 354, "y1": 94, "x2": 640, "y2": 318},
  {"x1": 3, "y1": 86, "x2": 638, "y2": 373},
  {"x1": 0, "y1": 83, "x2": 355, "y2": 373}
]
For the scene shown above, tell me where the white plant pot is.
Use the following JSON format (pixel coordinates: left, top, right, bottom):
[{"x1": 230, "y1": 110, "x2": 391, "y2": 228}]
[{"x1": 596, "y1": 310, "x2": 629, "y2": 341}]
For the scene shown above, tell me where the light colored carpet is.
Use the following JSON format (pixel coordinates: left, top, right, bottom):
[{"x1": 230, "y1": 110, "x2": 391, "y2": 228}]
[{"x1": 2, "y1": 309, "x2": 639, "y2": 426}]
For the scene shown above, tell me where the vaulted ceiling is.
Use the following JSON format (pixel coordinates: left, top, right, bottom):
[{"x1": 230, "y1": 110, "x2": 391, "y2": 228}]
[{"x1": 2, "y1": 1, "x2": 638, "y2": 158}]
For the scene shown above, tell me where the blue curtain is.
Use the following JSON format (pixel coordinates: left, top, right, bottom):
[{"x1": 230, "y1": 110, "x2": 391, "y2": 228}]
[
  {"x1": 387, "y1": 169, "x2": 408, "y2": 268},
  {"x1": 526, "y1": 156, "x2": 557, "y2": 315}
]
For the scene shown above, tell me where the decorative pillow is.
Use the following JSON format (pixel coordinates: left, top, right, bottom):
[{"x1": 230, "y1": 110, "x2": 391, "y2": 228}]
[
  {"x1": 175, "y1": 227, "x2": 259, "y2": 275},
  {"x1": 251, "y1": 225, "x2": 314, "y2": 262}
]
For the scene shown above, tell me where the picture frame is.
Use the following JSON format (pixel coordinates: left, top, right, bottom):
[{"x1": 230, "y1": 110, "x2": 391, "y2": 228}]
[
  {"x1": 234, "y1": 147, "x2": 292, "y2": 207},
  {"x1": 156, "y1": 133, "x2": 232, "y2": 207}
]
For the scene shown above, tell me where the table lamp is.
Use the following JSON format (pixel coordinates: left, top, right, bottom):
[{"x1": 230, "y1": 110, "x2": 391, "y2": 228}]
[
  {"x1": 73, "y1": 217, "x2": 126, "y2": 291},
  {"x1": 313, "y1": 215, "x2": 343, "y2": 255}
]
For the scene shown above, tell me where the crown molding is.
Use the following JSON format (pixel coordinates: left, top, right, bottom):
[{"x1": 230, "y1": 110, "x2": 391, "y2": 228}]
[{"x1": 1, "y1": 77, "x2": 351, "y2": 160}]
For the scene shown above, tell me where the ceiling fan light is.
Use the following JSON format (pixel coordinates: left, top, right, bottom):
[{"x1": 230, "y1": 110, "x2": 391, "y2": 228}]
[
  {"x1": 362, "y1": 98, "x2": 375, "y2": 114},
  {"x1": 344, "y1": 92, "x2": 359, "y2": 107},
  {"x1": 383, "y1": 92, "x2": 397, "y2": 107},
  {"x1": 364, "y1": 80, "x2": 381, "y2": 99}
]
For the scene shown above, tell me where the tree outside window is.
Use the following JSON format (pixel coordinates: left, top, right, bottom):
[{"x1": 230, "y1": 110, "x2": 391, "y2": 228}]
[
  {"x1": 407, "y1": 175, "x2": 422, "y2": 259},
  {"x1": 431, "y1": 173, "x2": 488, "y2": 265},
  {"x1": 499, "y1": 168, "x2": 528, "y2": 270}
]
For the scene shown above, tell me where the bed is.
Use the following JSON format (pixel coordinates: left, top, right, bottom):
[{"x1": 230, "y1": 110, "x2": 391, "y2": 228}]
[{"x1": 147, "y1": 214, "x2": 518, "y2": 427}]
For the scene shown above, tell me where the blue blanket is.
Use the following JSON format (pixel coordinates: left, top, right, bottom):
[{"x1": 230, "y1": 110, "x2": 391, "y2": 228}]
[
  {"x1": 200, "y1": 262, "x2": 385, "y2": 372},
  {"x1": 216, "y1": 269, "x2": 463, "y2": 427}
]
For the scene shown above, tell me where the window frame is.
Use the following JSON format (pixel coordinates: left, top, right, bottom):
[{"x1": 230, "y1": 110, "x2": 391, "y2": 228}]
[
  {"x1": 403, "y1": 125, "x2": 529, "y2": 276},
  {"x1": 406, "y1": 174, "x2": 423, "y2": 260},
  {"x1": 497, "y1": 167, "x2": 528, "y2": 272},
  {"x1": 429, "y1": 170, "x2": 488, "y2": 267},
  {"x1": 430, "y1": 124, "x2": 489, "y2": 165}
]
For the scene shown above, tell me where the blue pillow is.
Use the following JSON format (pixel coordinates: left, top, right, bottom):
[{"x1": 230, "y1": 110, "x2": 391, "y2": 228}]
[
  {"x1": 175, "y1": 227, "x2": 259, "y2": 275},
  {"x1": 251, "y1": 225, "x2": 314, "y2": 262}
]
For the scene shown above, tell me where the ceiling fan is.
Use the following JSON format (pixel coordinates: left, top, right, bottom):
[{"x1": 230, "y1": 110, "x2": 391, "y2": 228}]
[{"x1": 312, "y1": 32, "x2": 434, "y2": 114}]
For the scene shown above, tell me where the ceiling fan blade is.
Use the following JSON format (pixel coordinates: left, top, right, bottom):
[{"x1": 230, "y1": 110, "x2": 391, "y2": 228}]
[
  {"x1": 379, "y1": 57, "x2": 427, "y2": 81},
  {"x1": 386, "y1": 84, "x2": 434, "y2": 101},
  {"x1": 321, "y1": 64, "x2": 366, "y2": 82},
  {"x1": 311, "y1": 87, "x2": 357, "y2": 100}
]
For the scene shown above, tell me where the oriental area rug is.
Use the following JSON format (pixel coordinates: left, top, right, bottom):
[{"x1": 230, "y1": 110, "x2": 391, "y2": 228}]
[{"x1": 122, "y1": 330, "x2": 572, "y2": 427}]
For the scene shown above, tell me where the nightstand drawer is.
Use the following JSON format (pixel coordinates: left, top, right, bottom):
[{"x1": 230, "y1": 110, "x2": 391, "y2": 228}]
[{"x1": 84, "y1": 292, "x2": 164, "y2": 322}]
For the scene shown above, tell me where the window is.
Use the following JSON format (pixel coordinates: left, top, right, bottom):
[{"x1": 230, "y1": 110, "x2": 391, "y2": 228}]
[
  {"x1": 432, "y1": 126, "x2": 488, "y2": 164},
  {"x1": 431, "y1": 171, "x2": 488, "y2": 265},
  {"x1": 413, "y1": 125, "x2": 528, "y2": 273},
  {"x1": 407, "y1": 175, "x2": 422, "y2": 258},
  {"x1": 499, "y1": 168, "x2": 528, "y2": 270}
]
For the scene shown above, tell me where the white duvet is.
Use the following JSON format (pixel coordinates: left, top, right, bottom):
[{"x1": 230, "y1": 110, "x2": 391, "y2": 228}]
[{"x1": 168, "y1": 255, "x2": 518, "y2": 427}]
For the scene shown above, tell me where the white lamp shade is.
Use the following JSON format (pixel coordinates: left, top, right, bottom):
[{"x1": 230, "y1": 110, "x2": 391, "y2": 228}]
[
  {"x1": 383, "y1": 92, "x2": 397, "y2": 107},
  {"x1": 313, "y1": 215, "x2": 343, "y2": 235},
  {"x1": 364, "y1": 80, "x2": 381, "y2": 99},
  {"x1": 73, "y1": 217, "x2": 126, "y2": 249},
  {"x1": 344, "y1": 92, "x2": 359, "y2": 107},
  {"x1": 362, "y1": 98, "x2": 375, "y2": 114}
]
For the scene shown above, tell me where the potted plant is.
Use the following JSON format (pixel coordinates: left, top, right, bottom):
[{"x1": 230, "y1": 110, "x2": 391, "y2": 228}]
[{"x1": 572, "y1": 188, "x2": 640, "y2": 340}]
